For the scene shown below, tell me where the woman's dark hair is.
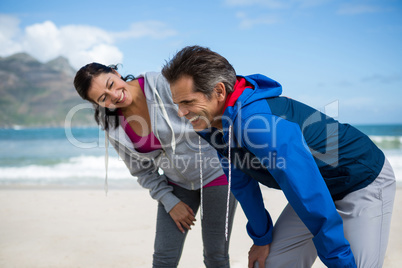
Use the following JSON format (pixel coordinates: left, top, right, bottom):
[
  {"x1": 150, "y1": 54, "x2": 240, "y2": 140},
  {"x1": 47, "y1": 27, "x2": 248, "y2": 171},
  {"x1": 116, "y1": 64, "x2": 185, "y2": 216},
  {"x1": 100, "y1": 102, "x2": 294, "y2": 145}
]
[
  {"x1": 73, "y1": 62, "x2": 135, "y2": 130},
  {"x1": 162, "y1": 45, "x2": 237, "y2": 98}
]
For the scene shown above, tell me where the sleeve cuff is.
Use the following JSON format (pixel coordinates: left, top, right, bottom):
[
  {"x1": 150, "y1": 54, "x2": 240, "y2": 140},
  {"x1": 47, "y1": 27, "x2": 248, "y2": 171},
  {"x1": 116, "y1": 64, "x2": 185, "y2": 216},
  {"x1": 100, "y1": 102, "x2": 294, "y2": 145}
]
[
  {"x1": 159, "y1": 192, "x2": 181, "y2": 213},
  {"x1": 246, "y1": 210, "x2": 274, "y2": 246}
]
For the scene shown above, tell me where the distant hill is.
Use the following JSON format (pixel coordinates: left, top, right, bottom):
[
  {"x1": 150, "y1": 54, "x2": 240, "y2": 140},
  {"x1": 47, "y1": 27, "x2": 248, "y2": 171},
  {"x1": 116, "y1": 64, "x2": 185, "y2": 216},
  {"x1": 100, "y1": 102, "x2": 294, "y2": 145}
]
[{"x1": 0, "y1": 53, "x2": 95, "y2": 127}]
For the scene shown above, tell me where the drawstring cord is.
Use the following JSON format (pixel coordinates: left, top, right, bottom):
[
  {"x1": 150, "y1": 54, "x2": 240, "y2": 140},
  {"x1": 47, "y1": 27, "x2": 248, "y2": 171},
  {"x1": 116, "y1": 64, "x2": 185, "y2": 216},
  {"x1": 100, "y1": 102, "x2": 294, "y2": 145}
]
[
  {"x1": 225, "y1": 125, "x2": 232, "y2": 241},
  {"x1": 153, "y1": 86, "x2": 176, "y2": 154},
  {"x1": 104, "y1": 131, "x2": 109, "y2": 196},
  {"x1": 199, "y1": 136, "x2": 203, "y2": 219}
]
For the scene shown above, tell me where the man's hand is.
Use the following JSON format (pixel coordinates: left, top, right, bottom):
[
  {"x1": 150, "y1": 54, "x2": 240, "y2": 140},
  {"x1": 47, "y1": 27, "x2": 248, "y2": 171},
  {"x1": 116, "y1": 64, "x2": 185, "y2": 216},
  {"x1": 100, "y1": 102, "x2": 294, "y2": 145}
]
[
  {"x1": 248, "y1": 244, "x2": 270, "y2": 268},
  {"x1": 169, "y1": 201, "x2": 196, "y2": 233}
]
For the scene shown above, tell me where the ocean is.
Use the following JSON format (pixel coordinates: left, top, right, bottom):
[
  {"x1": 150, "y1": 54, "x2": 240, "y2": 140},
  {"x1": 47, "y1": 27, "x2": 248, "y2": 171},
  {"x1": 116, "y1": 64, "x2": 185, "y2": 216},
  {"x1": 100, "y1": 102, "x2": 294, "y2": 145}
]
[
  {"x1": 0, "y1": 125, "x2": 401, "y2": 187},
  {"x1": 0, "y1": 127, "x2": 133, "y2": 188}
]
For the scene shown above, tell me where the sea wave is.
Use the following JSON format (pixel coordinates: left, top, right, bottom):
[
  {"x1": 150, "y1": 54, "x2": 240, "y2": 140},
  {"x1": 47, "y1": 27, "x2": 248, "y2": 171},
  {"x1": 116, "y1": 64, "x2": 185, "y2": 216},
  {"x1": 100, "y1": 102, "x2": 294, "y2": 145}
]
[
  {"x1": 0, "y1": 150, "x2": 401, "y2": 186},
  {"x1": 0, "y1": 156, "x2": 133, "y2": 184},
  {"x1": 384, "y1": 152, "x2": 402, "y2": 184},
  {"x1": 369, "y1": 135, "x2": 402, "y2": 150}
]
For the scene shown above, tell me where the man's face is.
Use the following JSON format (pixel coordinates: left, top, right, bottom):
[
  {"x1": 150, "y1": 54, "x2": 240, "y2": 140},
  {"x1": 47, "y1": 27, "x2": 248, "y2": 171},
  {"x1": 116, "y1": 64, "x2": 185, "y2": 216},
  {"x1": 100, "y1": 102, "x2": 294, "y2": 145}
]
[{"x1": 170, "y1": 75, "x2": 225, "y2": 131}]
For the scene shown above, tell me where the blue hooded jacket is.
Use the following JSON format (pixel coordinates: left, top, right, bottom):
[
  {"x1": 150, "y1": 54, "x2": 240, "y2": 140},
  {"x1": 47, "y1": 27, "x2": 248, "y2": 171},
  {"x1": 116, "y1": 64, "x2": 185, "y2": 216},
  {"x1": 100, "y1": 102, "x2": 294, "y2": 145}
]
[{"x1": 199, "y1": 74, "x2": 384, "y2": 268}]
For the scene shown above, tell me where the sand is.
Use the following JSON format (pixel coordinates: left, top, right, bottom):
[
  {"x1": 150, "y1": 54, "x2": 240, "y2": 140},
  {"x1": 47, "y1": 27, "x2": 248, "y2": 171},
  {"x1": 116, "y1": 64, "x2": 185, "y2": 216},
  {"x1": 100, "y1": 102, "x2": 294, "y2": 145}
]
[{"x1": 0, "y1": 186, "x2": 401, "y2": 268}]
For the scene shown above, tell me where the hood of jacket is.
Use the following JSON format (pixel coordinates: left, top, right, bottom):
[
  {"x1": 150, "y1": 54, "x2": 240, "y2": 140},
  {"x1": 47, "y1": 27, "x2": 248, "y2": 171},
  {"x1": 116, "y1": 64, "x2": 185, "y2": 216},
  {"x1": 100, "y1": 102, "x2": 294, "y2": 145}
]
[
  {"x1": 106, "y1": 72, "x2": 224, "y2": 190},
  {"x1": 222, "y1": 74, "x2": 282, "y2": 132}
]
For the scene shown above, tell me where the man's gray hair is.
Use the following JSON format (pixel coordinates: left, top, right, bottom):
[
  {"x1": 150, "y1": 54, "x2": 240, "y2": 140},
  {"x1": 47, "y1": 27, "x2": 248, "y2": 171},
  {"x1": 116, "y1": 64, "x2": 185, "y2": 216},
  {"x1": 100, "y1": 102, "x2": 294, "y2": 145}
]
[{"x1": 162, "y1": 46, "x2": 237, "y2": 98}]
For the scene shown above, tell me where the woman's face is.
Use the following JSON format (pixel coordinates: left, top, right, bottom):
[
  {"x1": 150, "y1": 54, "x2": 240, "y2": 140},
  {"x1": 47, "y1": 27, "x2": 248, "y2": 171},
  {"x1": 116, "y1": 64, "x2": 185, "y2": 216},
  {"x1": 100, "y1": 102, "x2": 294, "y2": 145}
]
[{"x1": 87, "y1": 71, "x2": 133, "y2": 109}]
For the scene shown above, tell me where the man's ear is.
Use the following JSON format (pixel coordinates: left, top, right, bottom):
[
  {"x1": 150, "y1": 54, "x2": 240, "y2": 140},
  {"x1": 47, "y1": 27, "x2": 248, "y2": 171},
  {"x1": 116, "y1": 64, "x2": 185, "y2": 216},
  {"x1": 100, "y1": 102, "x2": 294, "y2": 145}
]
[{"x1": 214, "y1": 82, "x2": 226, "y2": 102}]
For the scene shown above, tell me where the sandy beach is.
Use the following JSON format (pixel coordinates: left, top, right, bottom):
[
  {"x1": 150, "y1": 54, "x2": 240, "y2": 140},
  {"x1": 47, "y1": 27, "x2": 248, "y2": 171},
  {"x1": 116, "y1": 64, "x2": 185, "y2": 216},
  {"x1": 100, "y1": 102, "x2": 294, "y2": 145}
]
[{"x1": 0, "y1": 186, "x2": 401, "y2": 268}]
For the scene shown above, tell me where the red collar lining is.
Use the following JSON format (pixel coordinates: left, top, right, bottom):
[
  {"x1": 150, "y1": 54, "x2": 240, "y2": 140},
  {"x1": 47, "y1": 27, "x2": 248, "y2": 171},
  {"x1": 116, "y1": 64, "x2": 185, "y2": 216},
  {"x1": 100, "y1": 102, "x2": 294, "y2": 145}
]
[{"x1": 223, "y1": 77, "x2": 253, "y2": 114}]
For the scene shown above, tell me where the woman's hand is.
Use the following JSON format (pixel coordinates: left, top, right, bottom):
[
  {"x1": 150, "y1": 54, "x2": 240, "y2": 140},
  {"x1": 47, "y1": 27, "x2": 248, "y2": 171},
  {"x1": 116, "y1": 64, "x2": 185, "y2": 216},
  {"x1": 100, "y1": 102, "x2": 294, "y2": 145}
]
[
  {"x1": 248, "y1": 244, "x2": 270, "y2": 268},
  {"x1": 169, "y1": 201, "x2": 196, "y2": 233}
]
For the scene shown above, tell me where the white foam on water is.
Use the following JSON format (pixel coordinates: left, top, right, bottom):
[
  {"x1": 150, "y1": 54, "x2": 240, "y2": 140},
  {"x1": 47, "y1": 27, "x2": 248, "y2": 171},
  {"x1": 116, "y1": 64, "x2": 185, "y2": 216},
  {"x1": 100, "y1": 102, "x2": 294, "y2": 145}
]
[
  {"x1": 1, "y1": 150, "x2": 401, "y2": 186},
  {"x1": 384, "y1": 152, "x2": 402, "y2": 184},
  {"x1": 0, "y1": 155, "x2": 132, "y2": 181}
]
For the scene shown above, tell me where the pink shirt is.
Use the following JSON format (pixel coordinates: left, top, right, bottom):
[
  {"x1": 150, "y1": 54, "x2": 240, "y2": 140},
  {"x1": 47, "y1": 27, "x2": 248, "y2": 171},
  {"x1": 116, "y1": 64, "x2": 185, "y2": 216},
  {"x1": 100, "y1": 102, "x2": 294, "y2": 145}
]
[{"x1": 118, "y1": 78, "x2": 162, "y2": 153}]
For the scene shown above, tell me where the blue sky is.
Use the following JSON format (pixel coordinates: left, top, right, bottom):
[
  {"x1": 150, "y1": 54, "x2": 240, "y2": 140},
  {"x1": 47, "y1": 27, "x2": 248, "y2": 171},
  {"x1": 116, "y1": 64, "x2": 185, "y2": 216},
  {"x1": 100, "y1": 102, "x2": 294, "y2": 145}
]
[{"x1": 1, "y1": 0, "x2": 401, "y2": 124}]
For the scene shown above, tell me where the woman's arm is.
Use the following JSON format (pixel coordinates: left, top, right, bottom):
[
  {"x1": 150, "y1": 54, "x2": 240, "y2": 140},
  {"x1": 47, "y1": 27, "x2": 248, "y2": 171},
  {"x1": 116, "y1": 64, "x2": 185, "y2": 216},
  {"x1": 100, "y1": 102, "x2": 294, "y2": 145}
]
[{"x1": 108, "y1": 136, "x2": 180, "y2": 213}]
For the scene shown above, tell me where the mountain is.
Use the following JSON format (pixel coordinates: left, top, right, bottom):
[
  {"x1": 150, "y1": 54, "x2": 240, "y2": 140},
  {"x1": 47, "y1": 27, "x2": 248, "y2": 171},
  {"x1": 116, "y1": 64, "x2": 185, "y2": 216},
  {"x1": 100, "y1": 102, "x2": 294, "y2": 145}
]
[
  {"x1": 0, "y1": 53, "x2": 95, "y2": 127},
  {"x1": 45, "y1": 56, "x2": 77, "y2": 77}
]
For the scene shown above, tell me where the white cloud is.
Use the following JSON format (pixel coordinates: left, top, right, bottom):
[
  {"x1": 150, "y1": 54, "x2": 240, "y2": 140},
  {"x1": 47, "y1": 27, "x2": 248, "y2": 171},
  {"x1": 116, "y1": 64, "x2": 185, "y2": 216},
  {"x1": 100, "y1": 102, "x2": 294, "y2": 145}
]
[
  {"x1": 361, "y1": 73, "x2": 402, "y2": 84},
  {"x1": 0, "y1": 14, "x2": 23, "y2": 55},
  {"x1": 337, "y1": 4, "x2": 384, "y2": 15},
  {"x1": 57, "y1": 24, "x2": 119, "y2": 67},
  {"x1": 0, "y1": 15, "x2": 176, "y2": 70},
  {"x1": 341, "y1": 96, "x2": 374, "y2": 108},
  {"x1": 60, "y1": 25, "x2": 113, "y2": 51},
  {"x1": 85, "y1": 44, "x2": 124, "y2": 66},
  {"x1": 0, "y1": 17, "x2": 122, "y2": 69},
  {"x1": 225, "y1": 0, "x2": 332, "y2": 9},
  {"x1": 114, "y1": 20, "x2": 177, "y2": 39},
  {"x1": 236, "y1": 12, "x2": 280, "y2": 29},
  {"x1": 296, "y1": 94, "x2": 375, "y2": 119},
  {"x1": 22, "y1": 21, "x2": 63, "y2": 62},
  {"x1": 224, "y1": 0, "x2": 288, "y2": 9},
  {"x1": 293, "y1": 0, "x2": 333, "y2": 8},
  {"x1": 0, "y1": 14, "x2": 20, "y2": 39},
  {"x1": 228, "y1": 0, "x2": 332, "y2": 29}
]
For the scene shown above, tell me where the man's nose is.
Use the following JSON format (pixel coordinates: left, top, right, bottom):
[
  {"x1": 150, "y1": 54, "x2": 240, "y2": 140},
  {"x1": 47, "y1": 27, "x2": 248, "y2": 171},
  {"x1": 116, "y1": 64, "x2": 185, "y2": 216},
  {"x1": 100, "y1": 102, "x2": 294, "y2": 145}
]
[{"x1": 177, "y1": 106, "x2": 188, "y2": 117}]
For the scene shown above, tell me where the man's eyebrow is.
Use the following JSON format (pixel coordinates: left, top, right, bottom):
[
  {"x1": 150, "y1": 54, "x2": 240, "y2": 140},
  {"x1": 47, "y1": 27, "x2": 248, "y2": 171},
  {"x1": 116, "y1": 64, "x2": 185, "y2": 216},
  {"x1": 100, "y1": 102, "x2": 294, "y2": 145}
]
[{"x1": 178, "y1": 98, "x2": 195, "y2": 104}]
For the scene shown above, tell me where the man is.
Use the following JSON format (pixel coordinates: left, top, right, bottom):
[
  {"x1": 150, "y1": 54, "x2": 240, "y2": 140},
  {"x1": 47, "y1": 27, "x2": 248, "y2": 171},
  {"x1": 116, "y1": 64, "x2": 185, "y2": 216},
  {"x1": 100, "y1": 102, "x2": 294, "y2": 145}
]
[{"x1": 162, "y1": 45, "x2": 396, "y2": 268}]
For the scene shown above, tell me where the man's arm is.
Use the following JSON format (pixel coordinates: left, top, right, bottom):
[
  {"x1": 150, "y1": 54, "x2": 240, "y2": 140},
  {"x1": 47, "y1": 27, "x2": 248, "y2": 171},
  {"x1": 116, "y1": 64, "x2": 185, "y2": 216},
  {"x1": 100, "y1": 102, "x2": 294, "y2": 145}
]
[
  {"x1": 220, "y1": 152, "x2": 274, "y2": 267},
  {"x1": 219, "y1": 154, "x2": 274, "y2": 246},
  {"x1": 241, "y1": 113, "x2": 356, "y2": 268}
]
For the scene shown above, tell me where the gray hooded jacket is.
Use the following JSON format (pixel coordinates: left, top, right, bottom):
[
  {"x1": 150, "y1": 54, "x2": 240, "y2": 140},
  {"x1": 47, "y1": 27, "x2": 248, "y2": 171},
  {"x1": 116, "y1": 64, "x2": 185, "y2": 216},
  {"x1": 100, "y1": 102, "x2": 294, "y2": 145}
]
[{"x1": 106, "y1": 72, "x2": 224, "y2": 212}]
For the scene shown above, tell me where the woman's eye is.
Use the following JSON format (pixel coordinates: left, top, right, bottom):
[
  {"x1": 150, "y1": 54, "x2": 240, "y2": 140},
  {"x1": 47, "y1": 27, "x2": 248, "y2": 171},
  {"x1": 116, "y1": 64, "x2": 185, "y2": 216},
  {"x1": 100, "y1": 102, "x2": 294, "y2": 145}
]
[{"x1": 109, "y1": 82, "x2": 114, "y2": 89}]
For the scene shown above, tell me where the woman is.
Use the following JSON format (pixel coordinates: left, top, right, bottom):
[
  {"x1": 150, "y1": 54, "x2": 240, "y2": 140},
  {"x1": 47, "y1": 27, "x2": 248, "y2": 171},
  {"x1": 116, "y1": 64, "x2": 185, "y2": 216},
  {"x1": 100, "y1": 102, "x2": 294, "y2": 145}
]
[{"x1": 73, "y1": 63, "x2": 237, "y2": 268}]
